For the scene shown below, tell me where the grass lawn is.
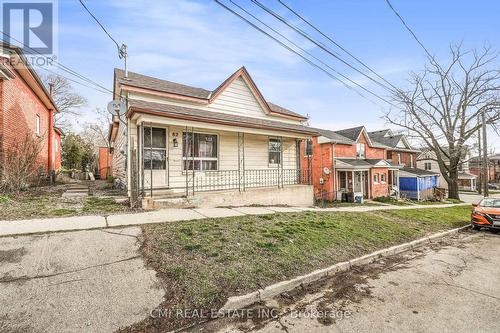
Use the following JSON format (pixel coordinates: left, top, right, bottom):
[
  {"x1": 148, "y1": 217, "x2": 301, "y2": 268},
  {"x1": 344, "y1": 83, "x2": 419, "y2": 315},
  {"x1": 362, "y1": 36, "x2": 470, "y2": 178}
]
[
  {"x1": 0, "y1": 191, "x2": 133, "y2": 220},
  {"x1": 130, "y1": 205, "x2": 471, "y2": 332},
  {"x1": 315, "y1": 201, "x2": 384, "y2": 208}
]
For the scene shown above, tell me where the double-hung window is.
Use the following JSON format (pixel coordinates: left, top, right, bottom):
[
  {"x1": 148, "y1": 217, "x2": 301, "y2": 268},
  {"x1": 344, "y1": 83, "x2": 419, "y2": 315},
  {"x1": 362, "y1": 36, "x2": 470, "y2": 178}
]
[
  {"x1": 356, "y1": 143, "x2": 366, "y2": 159},
  {"x1": 183, "y1": 132, "x2": 218, "y2": 171},
  {"x1": 268, "y1": 137, "x2": 282, "y2": 165}
]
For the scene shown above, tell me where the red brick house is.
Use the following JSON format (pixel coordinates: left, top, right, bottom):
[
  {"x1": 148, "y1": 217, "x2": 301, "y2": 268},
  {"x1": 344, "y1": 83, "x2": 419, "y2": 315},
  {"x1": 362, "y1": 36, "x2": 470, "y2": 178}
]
[
  {"x1": 302, "y1": 126, "x2": 401, "y2": 201},
  {"x1": 0, "y1": 43, "x2": 61, "y2": 178}
]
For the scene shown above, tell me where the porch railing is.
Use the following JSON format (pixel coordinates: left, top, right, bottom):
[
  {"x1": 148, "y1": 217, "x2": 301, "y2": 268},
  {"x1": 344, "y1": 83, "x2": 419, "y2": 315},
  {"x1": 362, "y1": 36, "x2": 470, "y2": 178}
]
[{"x1": 193, "y1": 168, "x2": 311, "y2": 192}]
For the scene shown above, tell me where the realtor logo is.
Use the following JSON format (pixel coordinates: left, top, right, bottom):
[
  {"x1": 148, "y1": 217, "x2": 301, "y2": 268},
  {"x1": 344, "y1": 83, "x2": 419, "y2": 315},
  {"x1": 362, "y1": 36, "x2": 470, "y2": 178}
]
[{"x1": 1, "y1": 1, "x2": 56, "y2": 54}]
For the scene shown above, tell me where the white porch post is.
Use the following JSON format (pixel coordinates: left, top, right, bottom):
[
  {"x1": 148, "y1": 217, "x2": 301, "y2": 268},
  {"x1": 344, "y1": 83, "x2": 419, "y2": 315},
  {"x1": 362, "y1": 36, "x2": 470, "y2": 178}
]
[
  {"x1": 351, "y1": 171, "x2": 355, "y2": 192},
  {"x1": 360, "y1": 171, "x2": 364, "y2": 198}
]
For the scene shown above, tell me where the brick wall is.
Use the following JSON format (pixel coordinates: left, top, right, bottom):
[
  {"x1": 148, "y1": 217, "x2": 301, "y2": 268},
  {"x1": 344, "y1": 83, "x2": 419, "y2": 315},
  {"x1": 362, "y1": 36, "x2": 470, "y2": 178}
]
[
  {"x1": 0, "y1": 63, "x2": 52, "y2": 172},
  {"x1": 53, "y1": 132, "x2": 62, "y2": 170},
  {"x1": 370, "y1": 168, "x2": 389, "y2": 197},
  {"x1": 388, "y1": 150, "x2": 416, "y2": 168}
]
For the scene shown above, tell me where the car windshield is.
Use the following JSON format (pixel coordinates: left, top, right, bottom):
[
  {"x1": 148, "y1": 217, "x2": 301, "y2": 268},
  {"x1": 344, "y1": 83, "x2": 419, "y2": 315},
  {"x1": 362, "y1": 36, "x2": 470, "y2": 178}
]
[{"x1": 480, "y1": 199, "x2": 500, "y2": 208}]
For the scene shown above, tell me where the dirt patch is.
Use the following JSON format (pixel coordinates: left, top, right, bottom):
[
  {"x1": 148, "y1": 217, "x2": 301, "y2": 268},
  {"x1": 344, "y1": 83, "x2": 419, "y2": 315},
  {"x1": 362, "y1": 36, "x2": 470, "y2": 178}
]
[{"x1": 0, "y1": 248, "x2": 27, "y2": 263}]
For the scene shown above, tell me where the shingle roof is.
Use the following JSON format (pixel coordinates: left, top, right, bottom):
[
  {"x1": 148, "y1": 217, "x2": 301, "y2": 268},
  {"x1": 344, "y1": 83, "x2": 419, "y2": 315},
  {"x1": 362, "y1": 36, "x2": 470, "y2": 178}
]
[
  {"x1": 333, "y1": 126, "x2": 365, "y2": 141},
  {"x1": 115, "y1": 68, "x2": 211, "y2": 99},
  {"x1": 115, "y1": 68, "x2": 307, "y2": 119},
  {"x1": 311, "y1": 128, "x2": 354, "y2": 144},
  {"x1": 400, "y1": 167, "x2": 439, "y2": 176},
  {"x1": 267, "y1": 102, "x2": 306, "y2": 119},
  {"x1": 369, "y1": 132, "x2": 404, "y2": 148},
  {"x1": 128, "y1": 99, "x2": 317, "y2": 135}
]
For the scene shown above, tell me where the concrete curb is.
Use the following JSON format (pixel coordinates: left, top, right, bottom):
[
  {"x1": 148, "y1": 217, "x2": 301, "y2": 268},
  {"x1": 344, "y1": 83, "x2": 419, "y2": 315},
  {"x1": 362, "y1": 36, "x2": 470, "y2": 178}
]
[{"x1": 219, "y1": 225, "x2": 470, "y2": 312}]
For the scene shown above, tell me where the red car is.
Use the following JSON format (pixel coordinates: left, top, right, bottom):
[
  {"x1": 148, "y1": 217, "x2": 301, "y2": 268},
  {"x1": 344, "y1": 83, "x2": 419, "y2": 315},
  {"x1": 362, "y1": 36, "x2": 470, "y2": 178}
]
[{"x1": 471, "y1": 198, "x2": 500, "y2": 230}]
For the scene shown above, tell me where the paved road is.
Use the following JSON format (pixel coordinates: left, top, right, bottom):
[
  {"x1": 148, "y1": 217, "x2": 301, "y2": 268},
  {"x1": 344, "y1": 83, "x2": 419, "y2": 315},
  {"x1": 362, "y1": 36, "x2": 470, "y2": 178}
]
[
  {"x1": 0, "y1": 227, "x2": 164, "y2": 333},
  {"x1": 212, "y1": 231, "x2": 500, "y2": 333},
  {"x1": 459, "y1": 191, "x2": 500, "y2": 204}
]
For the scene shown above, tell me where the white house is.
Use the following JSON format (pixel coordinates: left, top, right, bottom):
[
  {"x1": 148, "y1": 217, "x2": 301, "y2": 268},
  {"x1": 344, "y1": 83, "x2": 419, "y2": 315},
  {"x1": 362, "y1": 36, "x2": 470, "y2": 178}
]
[
  {"x1": 416, "y1": 147, "x2": 477, "y2": 192},
  {"x1": 109, "y1": 67, "x2": 315, "y2": 208}
]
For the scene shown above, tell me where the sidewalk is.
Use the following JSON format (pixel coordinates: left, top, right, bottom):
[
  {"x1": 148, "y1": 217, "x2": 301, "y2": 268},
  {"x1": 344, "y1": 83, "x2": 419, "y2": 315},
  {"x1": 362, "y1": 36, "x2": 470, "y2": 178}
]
[{"x1": 0, "y1": 203, "x2": 470, "y2": 237}]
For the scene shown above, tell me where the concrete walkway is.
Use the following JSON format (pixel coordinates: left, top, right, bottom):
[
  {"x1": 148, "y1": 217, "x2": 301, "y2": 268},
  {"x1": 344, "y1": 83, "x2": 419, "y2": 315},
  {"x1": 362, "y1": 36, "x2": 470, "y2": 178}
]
[{"x1": 0, "y1": 203, "x2": 470, "y2": 237}]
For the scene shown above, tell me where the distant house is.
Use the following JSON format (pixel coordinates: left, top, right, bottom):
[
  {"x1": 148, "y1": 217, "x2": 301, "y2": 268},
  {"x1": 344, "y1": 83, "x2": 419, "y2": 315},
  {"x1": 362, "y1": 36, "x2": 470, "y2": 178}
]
[
  {"x1": 303, "y1": 126, "x2": 402, "y2": 201},
  {"x1": 0, "y1": 43, "x2": 61, "y2": 178},
  {"x1": 109, "y1": 67, "x2": 315, "y2": 208},
  {"x1": 416, "y1": 147, "x2": 477, "y2": 191},
  {"x1": 469, "y1": 153, "x2": 500, "y2": 184}
]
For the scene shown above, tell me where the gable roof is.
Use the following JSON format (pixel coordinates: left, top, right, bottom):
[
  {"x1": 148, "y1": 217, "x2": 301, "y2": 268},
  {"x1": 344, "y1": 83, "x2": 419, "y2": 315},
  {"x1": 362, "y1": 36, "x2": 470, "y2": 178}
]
[
  {"x1": 400, "y1": 167, "x2": 440, "y2": 177},
  {"x1": 368, "y1": 129, "x2": 420, "y2": 152},
  {"x1": 333, "y1": 126, "x2": 365, "y2": 142},
  {"x1": 0, "y1": 42, "x2": 58, "y2": 112},
  {"x1": 114, "y1": 67, "x2": 308, "y2": 120},
  {"x1": 313, "y1": 128, "x2": 354, "y2": 144}
]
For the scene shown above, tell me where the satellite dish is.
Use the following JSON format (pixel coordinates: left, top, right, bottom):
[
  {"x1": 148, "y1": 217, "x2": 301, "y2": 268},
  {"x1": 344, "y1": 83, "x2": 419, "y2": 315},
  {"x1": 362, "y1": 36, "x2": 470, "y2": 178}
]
[
  {"x1": 323, "y1": 167, "x2": 331, "y2": 175},
  {"x1": 107, "y1": 100, "x2": 126, "y2": 116}
]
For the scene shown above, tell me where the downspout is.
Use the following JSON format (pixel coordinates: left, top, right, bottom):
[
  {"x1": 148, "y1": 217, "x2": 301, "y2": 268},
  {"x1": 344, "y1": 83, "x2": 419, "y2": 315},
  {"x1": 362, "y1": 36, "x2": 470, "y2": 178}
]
[
  {"x1": 47, "y1": 83, "x2": 54, "y2": 173},
  {"x1": 331, "y1": 143, "x2": 336, "y2": 201}
]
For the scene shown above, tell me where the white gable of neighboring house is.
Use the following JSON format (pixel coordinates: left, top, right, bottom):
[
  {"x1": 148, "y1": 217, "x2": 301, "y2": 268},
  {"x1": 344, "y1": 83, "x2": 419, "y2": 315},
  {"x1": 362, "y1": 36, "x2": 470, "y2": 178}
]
[{"x1": 396, "y1": 139, "x2": 408, "y2": 149}]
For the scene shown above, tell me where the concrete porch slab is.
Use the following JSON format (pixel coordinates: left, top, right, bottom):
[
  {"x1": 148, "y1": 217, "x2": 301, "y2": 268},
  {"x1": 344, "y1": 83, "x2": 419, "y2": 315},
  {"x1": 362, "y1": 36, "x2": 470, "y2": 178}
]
[
  {"x1": 194, "y1": 208, "x2": 245, "y2": 218},
  {"x1": 107, "y1": 209, "x2": 205, "y2": 227},
  {"x1": 0, "y1": 215, "x2": 106, "y2": 236},
  {"x1": 231, "y1": 207, "x2": 275, "y2": 215}
]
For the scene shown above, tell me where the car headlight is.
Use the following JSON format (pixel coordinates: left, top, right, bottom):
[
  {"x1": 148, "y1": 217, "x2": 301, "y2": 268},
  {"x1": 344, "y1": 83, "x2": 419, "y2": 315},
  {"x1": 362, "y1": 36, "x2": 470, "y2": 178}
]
[{"x1": 472, "y1": 210, "x2": 486, "y2": 217}]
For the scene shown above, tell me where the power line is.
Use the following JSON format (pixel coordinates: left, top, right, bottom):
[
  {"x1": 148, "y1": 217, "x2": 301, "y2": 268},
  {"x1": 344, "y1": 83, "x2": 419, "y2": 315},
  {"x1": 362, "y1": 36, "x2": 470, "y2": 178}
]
[
  {"x1": 216, "y1": 0, "x2": 391, "y2": 106},
  {"x1": 250, "y1": 0, "x2": 395, "y2": 94},
  {"x1": 384, "y1": 0, "x2": 435, "y2": 60},
  {"x1": 277, "y1": 0, "x2": 400, "y2": 93},
  {"x1": 227, "y1": 0, "x2": 378, "y2": 104},
  {"x1": 1, "y1": 31, "x2": 114, "y2": 95},
  {"x1": 78, "y1": 0, "x2": 121, "y2": 51}
]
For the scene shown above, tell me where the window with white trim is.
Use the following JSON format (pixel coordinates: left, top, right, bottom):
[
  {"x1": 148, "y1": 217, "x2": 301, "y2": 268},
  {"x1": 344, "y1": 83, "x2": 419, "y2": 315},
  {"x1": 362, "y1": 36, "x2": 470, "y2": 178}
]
[
  {"x1": 381, "y1": 173, "x2": 386, "y2": 183},
  {"x1": 410, "y1": 154, "x2": 414, "y2": 167},
  {"x1": 182, "y1": 132, "x2": 218, "y2": 171},
  {"x1": 374, "y1": 173, "x2": 379, "y2": 183},
  {"x1": 356, "y1": 143, "x2": 366, "y2": 159},
  {"x1": 397, "y1": 153, "x2": 402, "y2": 165},
  {"x1": 424, "y1": 162, "x2": 432, "y2": 170},
  {"x1": 268, "y1": 137, "x2": 282, "y2": 165},
  {"x1": 35, "y1": 115, "x2": 40, "y2": 136}
]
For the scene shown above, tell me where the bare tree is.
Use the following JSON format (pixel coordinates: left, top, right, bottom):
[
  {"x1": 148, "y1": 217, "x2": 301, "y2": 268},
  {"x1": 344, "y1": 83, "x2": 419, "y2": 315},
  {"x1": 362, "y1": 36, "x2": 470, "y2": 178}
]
[
  {"x1": 43, "y1": 74, "x2": 87, "y2": 131},
  {"x1": 385, "y1": 44, "x2": 500, "y2": 199}
]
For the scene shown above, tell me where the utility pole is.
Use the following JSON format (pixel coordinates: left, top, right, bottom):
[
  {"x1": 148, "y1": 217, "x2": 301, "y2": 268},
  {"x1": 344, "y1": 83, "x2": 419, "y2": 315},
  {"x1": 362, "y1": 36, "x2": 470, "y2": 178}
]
[
  {"x1": 477, "y1": 116, "x2": 482, "y2": 194},
  {"x1": 481, "y1": 109, "x2": 489, "y2": 197}
]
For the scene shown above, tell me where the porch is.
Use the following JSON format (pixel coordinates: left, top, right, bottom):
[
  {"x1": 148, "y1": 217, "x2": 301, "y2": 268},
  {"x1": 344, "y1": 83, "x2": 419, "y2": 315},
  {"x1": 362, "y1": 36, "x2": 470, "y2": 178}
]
[{"x1": 127, "y1": 115, "x2": 314, "y2": 207}]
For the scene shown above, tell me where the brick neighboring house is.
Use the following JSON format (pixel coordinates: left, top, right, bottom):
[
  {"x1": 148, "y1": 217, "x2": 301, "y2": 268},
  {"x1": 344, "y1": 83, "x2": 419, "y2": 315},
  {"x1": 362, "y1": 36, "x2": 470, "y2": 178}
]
[
  {"x1": 0, "y1": 43, "x2": 60, "y2": 178},
  {"x1": 302, "y1": 126, "x2": 401, "y2": 201},
  {"x1": 469, "y1": 153, "x2": 500, "y2": 184}
]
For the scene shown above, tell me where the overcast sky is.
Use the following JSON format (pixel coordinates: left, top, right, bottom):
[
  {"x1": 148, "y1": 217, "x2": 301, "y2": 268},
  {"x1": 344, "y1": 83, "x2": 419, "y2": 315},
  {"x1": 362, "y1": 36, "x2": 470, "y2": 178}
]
[{"x1": 40, "y1": 0, "x2": 500, "y2": 151}]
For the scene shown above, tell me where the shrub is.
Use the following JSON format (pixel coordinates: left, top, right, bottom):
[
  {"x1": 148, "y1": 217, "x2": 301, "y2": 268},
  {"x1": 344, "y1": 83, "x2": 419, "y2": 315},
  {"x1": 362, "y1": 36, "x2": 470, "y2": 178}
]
[{"x1": 0, "y1": 134, "x2": 44, "y2": 192}]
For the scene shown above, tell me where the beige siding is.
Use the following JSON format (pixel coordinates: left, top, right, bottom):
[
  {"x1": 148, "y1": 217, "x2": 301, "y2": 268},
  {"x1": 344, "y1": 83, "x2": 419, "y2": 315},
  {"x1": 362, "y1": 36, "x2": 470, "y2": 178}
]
[
  {"x1": 111, "y1": 124, "x2": 127, "y2": 183},
  {"x1": 134, "y1": 125, "x2": 299, "y2": 192},
  {"x1": 127, "y1": 77, "x2": 306, "y2": 126}
]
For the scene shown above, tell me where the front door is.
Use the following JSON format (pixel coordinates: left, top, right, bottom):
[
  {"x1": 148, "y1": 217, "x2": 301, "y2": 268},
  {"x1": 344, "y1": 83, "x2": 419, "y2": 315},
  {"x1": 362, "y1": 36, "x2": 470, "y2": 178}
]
[{"x1": 143, "y1": 127, "x2": 168, "y2": 189}]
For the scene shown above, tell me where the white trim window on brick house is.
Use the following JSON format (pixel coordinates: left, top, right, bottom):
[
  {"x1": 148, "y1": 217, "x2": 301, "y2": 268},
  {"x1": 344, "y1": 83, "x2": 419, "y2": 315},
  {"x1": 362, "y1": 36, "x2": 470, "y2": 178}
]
[{"x1": 356, "y1": 143, "x2": 366, "y2": 158}]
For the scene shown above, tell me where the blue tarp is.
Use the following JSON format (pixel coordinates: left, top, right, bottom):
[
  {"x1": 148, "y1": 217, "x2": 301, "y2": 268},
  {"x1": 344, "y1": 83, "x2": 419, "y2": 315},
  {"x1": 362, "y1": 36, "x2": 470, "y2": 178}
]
[{"x1": 400, "y1": 175, "x2": 438, "y2": 199}]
